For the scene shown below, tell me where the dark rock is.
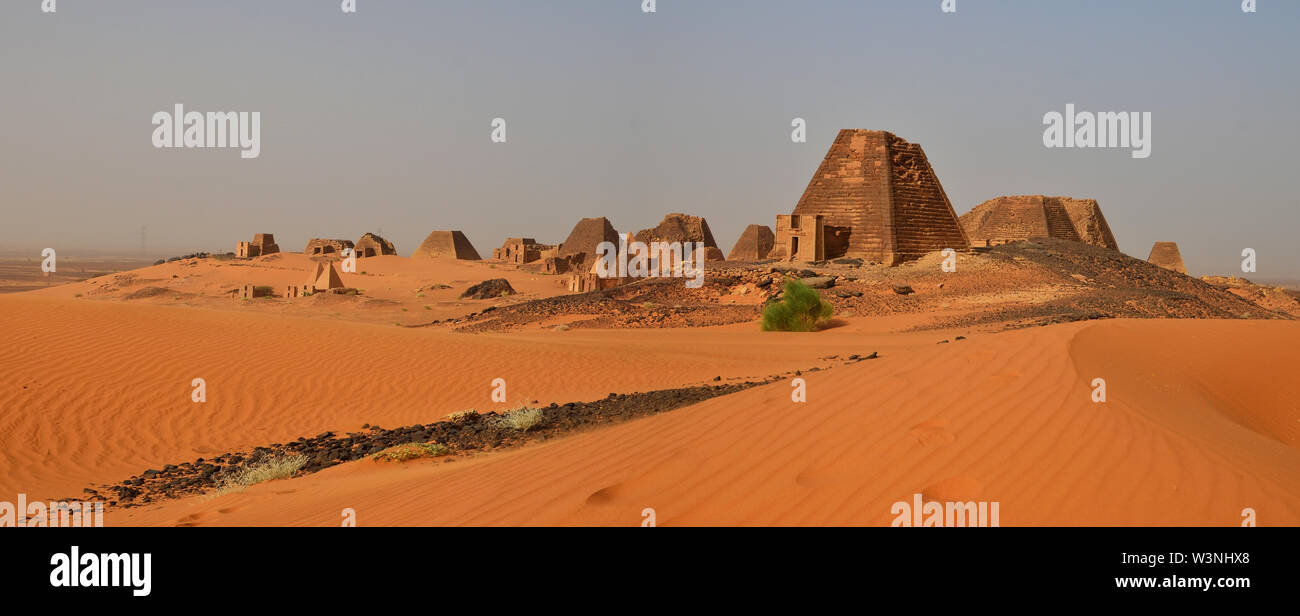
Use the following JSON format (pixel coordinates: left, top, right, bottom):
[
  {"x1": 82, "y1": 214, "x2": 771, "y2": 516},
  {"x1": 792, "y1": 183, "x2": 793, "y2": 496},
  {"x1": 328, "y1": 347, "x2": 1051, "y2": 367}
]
[{"x1": 460, "y1": 278, "x2": 516, "y2": 300}]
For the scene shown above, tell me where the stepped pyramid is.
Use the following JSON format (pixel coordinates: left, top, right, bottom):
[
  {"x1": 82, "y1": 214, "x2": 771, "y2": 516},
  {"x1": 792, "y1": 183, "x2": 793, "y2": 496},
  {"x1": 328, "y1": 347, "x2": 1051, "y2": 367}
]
[
  {"x1": 1147, "y1": 242, "x2": 1187, "y2": 274},
  {"x1": 960, "y1": 196, "x2": 1082, "y2": 246},
  {"x1": 1059, "y1": 198, "x2": 1118, "y2": 250},
  {"x1": 411, "y1": 230, "x2": 481, "y2": 260},
  {"x1": 789, "y1": 130, "x2": 969, "y2": 265}
]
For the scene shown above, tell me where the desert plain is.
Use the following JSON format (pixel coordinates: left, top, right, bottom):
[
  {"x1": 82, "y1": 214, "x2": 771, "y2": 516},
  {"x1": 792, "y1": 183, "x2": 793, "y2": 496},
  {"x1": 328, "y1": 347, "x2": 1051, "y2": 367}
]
[{"x1": 2, "y1": 235, "x2": 1298, "y2": 527}]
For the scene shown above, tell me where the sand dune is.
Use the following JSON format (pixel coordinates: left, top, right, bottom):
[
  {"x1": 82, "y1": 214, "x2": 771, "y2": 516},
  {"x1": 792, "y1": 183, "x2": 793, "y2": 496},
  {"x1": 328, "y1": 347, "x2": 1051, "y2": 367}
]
[
  {"x1": 0, "y1": 294, "x2": 905, "y2": 505},
  {"x1": 88, "y1": 317, "x2": 1298, "y2": 527}
]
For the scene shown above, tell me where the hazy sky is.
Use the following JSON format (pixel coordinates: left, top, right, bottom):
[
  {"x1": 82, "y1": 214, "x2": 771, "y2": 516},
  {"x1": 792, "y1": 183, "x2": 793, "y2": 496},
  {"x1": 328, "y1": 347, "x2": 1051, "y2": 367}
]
[{"x1": 2, "y1": 0, "x2": 1297, "y2": 278}]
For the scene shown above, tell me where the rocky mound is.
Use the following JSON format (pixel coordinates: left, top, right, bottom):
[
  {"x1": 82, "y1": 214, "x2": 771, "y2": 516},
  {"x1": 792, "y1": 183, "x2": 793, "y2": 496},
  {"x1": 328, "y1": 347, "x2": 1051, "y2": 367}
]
[{"x1": 460, "y1": 278, "x2": 516, "y2": 299}]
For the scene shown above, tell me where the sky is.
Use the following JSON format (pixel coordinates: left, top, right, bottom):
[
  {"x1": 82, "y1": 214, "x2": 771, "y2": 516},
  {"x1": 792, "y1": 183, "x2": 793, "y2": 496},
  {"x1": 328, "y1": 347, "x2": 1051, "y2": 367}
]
[{"x1": 1, "y1": 0, "x2": 1297, "y2": 278}]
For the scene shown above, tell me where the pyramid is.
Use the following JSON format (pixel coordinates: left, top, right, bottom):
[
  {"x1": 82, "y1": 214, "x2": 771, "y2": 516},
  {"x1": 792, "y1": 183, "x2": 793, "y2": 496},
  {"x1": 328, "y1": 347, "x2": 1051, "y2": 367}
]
[
  {"x1": 634, "y1": 213, "x2": 725, "y2": 261},
  {"x1": 310, "y1": 262, "x2": 344, "y2": 291},
  {"x1": 355, "y1": 232, "x2": 397, "y2": 257},
  {"x1": 1147, "y1": 242, "x2": 1187, "y2": 274},
  {"x1": 791, "y1": 129, "x2": 968, "y2": 265},
  {"x1": 960, "y1": 196, "x2": 1082, "y2": 246},
  {"x1": 411, "y1": 230, "x2": 481, "y2": 260},
  {"x1": 558, "y1": 217, "x2": 619, "y2": 262},
  {"x1": 727, "y1": 224, "x2": 775, "y2": 261},
  {"x1": 1059, "y1": 198, "x2": 1118, "y2": 250}
]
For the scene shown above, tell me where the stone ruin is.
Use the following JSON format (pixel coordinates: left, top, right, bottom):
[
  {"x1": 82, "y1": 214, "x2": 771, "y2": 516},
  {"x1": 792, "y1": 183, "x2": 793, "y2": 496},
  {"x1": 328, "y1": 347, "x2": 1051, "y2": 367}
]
[
  {"x1": 960, "y1": 195, "x2": 1119, "y2": 250},
  {"x1": 411, "y1": 230, "x2": 482, "y2": 260},
  {"x1": 567, "y1": 249, "x2": 628, "y2": 294},
  {"x1": 773, "y1": 214, "x2": 826, "y2": 262},
  {"x1": 355, "y1": 232, "x2": 397, "y2": 257},
  {"x1": 634, "y1": 213, "x2": 726, "y2": 262},
  {"x1": 1060, "y1": 198, "x2": 1118, "y2": 250},
  {"x1": 727, "y1": 224, "x2": 775, "y2": 261},
  {"x1": 772, "y1": 129, "x2": 969, "y2": 264},
  {"x1": 1147, "y1": 241, "x2": 1187, "y2": 274},
  {"x1": 960, "y1": 196, "x2": 1082, "y2": 246},
  {"x1": 284, "y1": 262, "x2": 347, "y2": 297},
  {"x1": 304, "y1": 238, "x2": 354, "y2": 256},
  {"x1": 554, "y1": 217, "x2": 619, "y2": 272},
  {"x1": 493, "y1": 237, "x2": 557, "y2": 265},
  {"x1": 235, "y1": 233, "x2": 280, "y2": 258}
]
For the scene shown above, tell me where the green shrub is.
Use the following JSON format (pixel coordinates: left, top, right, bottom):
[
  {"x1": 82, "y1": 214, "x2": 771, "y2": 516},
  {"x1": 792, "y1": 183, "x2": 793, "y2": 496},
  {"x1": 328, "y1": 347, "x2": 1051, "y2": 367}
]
[{"x1": 761, "y1": 278, "x2": 833, "y2": 332}]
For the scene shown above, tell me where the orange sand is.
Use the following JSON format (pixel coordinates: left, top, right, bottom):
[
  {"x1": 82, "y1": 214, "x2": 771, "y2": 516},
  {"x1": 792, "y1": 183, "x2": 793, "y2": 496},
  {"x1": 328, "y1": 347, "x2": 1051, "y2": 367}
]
[{"x1": 3, "y1": 289, "x2": 1296, "y2": 526}]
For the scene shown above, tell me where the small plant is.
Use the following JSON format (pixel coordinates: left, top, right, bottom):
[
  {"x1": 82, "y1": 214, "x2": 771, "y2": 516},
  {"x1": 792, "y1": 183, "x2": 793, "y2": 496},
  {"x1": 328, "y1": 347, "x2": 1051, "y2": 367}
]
[
  {"x1": 371, "y1": 442, "x2": 451, "y2": 462},
  {"x1": 212, "y1": 454, "x2": 307, "y2": 496},
  {"x1": 762, "y1": 278, "x2": 833, "y2": 332},
  {"x1": 496, "y1": 406, "x2": 545, "y2": 432}
]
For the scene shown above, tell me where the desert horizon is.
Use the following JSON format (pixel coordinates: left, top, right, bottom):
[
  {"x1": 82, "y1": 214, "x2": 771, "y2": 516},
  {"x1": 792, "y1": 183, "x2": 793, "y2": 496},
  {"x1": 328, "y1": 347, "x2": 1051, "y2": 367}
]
[{"x1": 3, "y1": 0, "x2": 1295, "y2": 603}]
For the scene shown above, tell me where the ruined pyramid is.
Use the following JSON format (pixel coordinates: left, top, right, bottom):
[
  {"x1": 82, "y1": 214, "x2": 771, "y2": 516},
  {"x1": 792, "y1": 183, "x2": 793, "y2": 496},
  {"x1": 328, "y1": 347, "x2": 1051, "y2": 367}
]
[
  {"x1": 960, "y1": 196, "x2": 1082, "y2": 246},
  {"x1": 727, "y1": 224, "x2": 775, "y2": 261},
  {"x1": 355, "y1": 232, "x2": 397, "y2": 257},
  {"x1": 1147, "y1": 241, "x2": 1187, "y2": 274},
  {"x1": 558, "y1": 217, "x2": 619, "y2": 262},
  {"x1": 411, "y1": 230, "x2": 481, "y2": 260},
  {"x1": 791, "y1": 129, "x2": 969, "y2": 265},
  {"x1": 634, "y1": 213, "x2": 725, "y2": 261},
  {"x1": 1059, "y1": 198, "x2": 1118, "y2": 250}
]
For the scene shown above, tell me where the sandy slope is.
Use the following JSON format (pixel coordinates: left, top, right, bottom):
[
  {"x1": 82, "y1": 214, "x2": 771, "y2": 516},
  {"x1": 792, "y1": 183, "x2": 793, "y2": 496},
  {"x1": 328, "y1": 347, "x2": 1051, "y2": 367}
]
[
  {"x1": 92, "y1": 318, "x2": 1298, "y2": 527},
  {"x1": 5, "y1": 289, "x2": 1297, "y2": 526},
  {"x1": 0, "y1": 294, "x2": 914, "y2": 506}
]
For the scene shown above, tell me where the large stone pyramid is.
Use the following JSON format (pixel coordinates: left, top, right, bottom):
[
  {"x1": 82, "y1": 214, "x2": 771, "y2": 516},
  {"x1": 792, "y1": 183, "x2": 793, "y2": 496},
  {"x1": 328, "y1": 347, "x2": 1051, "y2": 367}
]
[
  {"x1": 634, "y1": 213, "x2": 725, "y2": 261},
  {"x1": 1147, "y1": 242, "x2": 1187, "y2": 274},
  {"x1": 960, "y1": 196, "x2": 1082, "y2": 246},
  {"x1": 791, "y1": 129, "x2": 969, "y2": 265},
  {"x1": 558, "y1": 217, "x2": 619, "y2": 261},
  {"x1": 727, "y1": 224, "x2": 775, "y2": 261},
  {"x1": 1059, "y1": 198, "x2": 1118, "y2": 250},
  {"x1": 411, "y1": 230, "x2": 481, "y2": 260}
]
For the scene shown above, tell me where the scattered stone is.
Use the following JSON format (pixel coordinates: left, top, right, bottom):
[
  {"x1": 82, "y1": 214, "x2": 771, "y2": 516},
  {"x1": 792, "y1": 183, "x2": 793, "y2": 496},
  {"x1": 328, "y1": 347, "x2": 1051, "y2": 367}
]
[
  {"x1": 460, "y1": 278, "x2": 516, "y2": 299},
  {"x1": 893, "y1": 285, "x2": 915, "y2": 295}
]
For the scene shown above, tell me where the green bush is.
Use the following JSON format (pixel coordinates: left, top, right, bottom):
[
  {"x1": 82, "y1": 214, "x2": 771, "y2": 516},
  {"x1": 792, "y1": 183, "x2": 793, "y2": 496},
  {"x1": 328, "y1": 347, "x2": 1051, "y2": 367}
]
[{"x1": 762, "y1": 278, "x2": 833, "y2": 332}]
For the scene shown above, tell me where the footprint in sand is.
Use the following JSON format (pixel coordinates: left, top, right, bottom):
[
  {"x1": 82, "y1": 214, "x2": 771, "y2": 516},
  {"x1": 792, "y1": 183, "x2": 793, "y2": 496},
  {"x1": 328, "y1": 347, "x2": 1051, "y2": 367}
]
[
  {"x1": 909, "y1": 419, "x2": 955, "y2": 447},
  {"x1": 174, "y1": 512, "x2": 208, "y2": 527},
  {"x1": 585, "y1": 484, "x2": 620, "y2": 506}
]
